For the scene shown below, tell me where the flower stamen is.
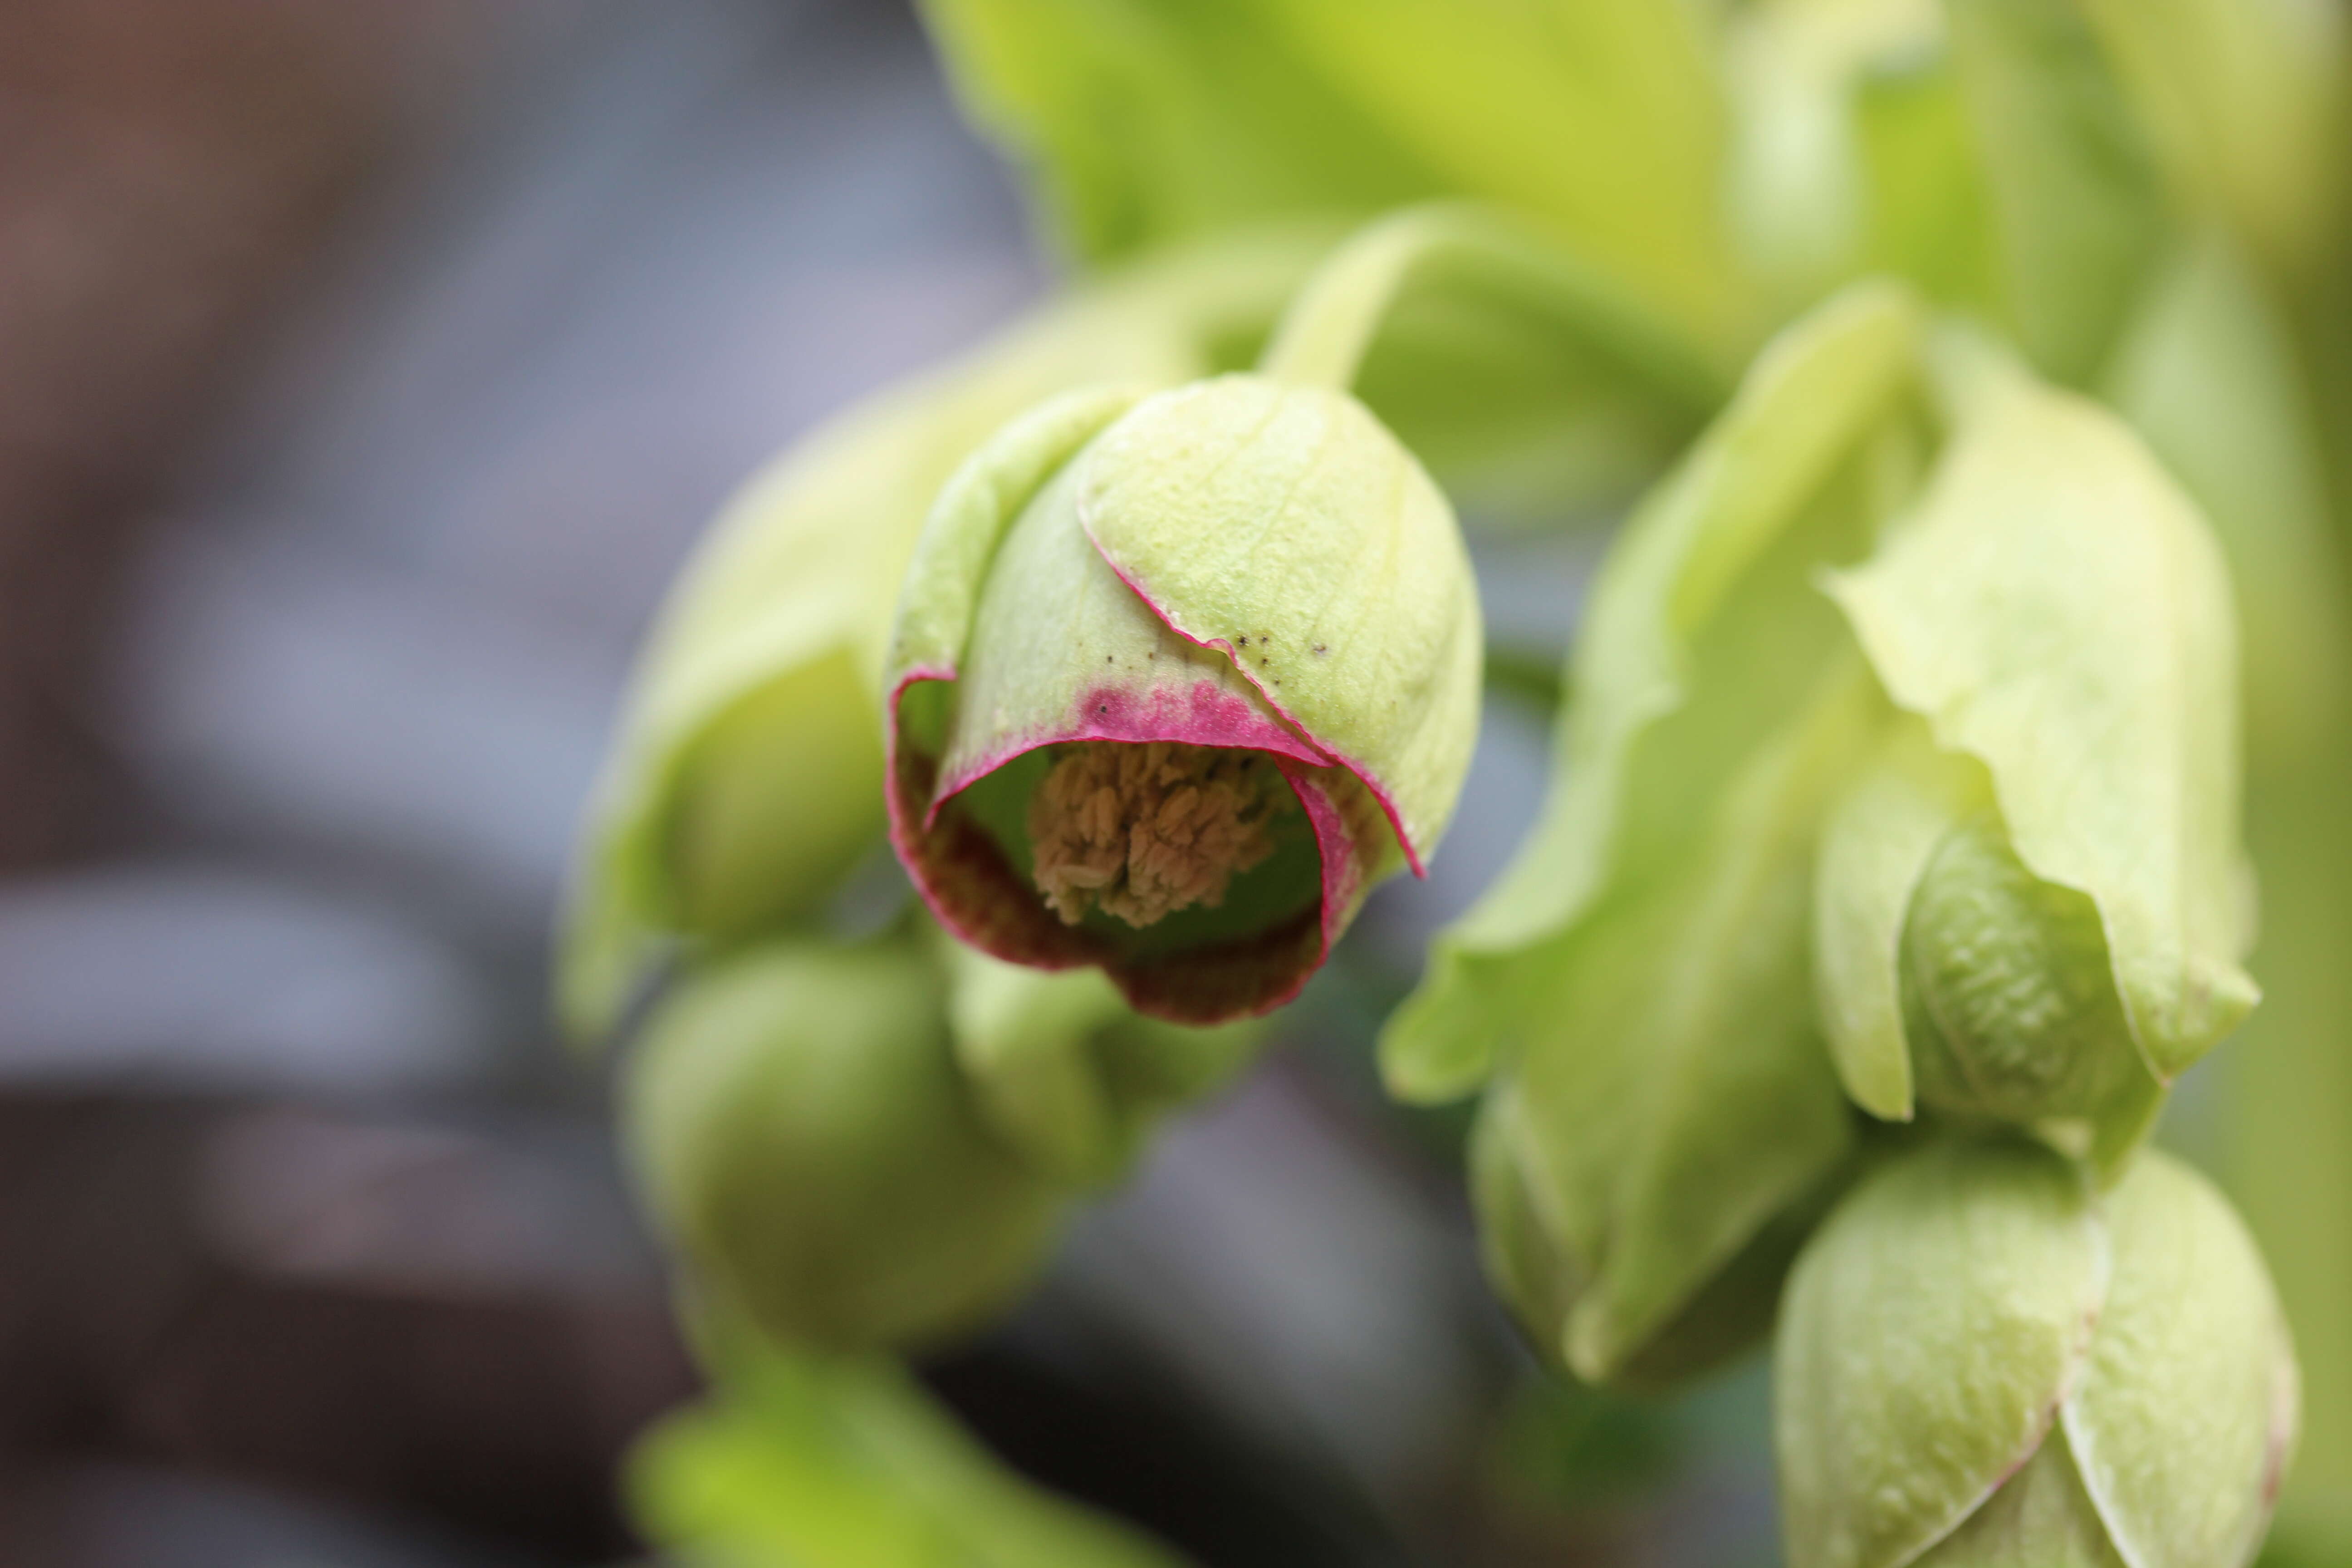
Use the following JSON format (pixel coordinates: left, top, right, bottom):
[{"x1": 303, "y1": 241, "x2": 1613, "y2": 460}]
[{"x1": 1029, "y1": 741, "x2": 1286, "y2": 927}]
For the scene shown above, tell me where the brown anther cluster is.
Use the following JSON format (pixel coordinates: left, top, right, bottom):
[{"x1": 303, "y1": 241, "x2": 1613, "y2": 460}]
[{"x1": 1029, "y1": 741, "x2": 1286, "y2": 927}]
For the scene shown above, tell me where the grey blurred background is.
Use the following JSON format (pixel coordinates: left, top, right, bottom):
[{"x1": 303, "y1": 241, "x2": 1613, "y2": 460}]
[{"x1": 0, "y1": 3, "x2": 1772, "y2": 1563}]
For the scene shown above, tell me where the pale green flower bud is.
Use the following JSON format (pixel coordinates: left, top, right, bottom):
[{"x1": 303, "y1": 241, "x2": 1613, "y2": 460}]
[
  {"x1": 1778, "y1": 1137, "x2": 2297, "y2": 1568},
  {"x1": 886, "y1": 373, "x2": 1481, "y2": 1024},
  {"x1": 626, "y1": 938, "x2": 1063, "y2": 1353}
]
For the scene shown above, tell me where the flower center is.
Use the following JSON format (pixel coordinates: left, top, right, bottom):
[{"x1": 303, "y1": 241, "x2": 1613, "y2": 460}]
[{"x1": 1028, "y1": 741, "x2": 1287, "y2": 928}]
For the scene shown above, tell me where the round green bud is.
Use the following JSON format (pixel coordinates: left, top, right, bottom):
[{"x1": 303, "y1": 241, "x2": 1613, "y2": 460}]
[
  {"x1": 1778, "y1": 1137, "x2": 2296, "y2": 1568},
  {"x1": 626, "y1": 940, "x2": 1063, "y2": 1353}
]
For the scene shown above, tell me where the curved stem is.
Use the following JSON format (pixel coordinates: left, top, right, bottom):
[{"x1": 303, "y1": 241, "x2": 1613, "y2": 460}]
[{"x1": 1256, "y1": 202, "x2": 1727, "y2": 407}]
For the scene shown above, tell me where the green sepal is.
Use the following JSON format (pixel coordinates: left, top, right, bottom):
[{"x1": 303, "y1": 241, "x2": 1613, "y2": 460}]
[
  {"x1": 1078, "y1": 374, "x2": 1483, "y2": 861},
  {"x1": 2062, "y1": 1151, "x2": 2298, "y2": 1568},
  {"x1": 1775, "y1": 1137, "x2": 2107, "y2": 1568},
  {"x1": 1384, "y1": 279, "x2": 1924, "y2": 1104},
  {"x1": 1470, "y1": 669, "x2": 1874, "y2": 1386},
  {"x1": 1827, "y1": 335, "x2": 2259, "y2": 1084},
  {"x1": 887, "y1": 384, "x2": 1149, "y2": 715},
  {"x1": 1901, "y1": 812, "x2": 2169, "y2": 1181},
  {"x1": 1812, "y1": 713, "x2": 1987, "y2": 1122},
  {"x1": 1913, "y1": 1426, "x2": 2125, "y2": 1568}
]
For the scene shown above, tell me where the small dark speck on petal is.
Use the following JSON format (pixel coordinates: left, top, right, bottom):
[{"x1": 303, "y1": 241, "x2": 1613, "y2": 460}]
[
  {"x1": 1105, "y1": 655, "x2": 1113, "y2": 663},
  {"x1": 1313, "y1": 643, "x2": 1328, "y2": 655},
  {"x1": 1238, "y1": 637, "x2": 1250, "y2": 647}
]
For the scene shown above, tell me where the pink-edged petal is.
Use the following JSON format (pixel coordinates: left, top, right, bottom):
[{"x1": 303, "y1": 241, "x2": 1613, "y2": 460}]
[{"x1": 1075, "y1": 375, "x2": 1480, "y2": 877}]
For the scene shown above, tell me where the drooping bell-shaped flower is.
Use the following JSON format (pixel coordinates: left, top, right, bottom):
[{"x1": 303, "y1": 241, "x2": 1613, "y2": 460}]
[
  {"x1": 1777, "y1": 1137, "x2": 2297, "y2": 1568},
  {"x1": 555, "y1": 230, "x2": 1331, "y2": 1045},
  {"x1": 626, "y1": 936, "x2": 1065, "y2": 1353},
  {"x1": 1385, "y1": 280, "x2": 1929, "y2": 1384},
  {"x1": 1812, "y1": 333, "x2": 2258, "y2": 1174},
  {"x1": 886, "y1": 374, "x2": 1482, "y2": 1024}
]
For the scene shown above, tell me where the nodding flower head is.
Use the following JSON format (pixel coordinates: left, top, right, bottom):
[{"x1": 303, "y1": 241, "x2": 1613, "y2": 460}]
[{"x1": 885, "y1": 376, "x2": 1482, "y2": 1024}]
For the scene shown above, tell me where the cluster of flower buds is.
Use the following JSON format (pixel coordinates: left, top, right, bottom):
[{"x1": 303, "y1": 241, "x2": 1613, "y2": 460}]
[
  {"x1": 569, "y1": 151, "x2": 2309, "y2": 1561},
  {"x1": 1386, "y1": 273, "x2": 2294, "y2": 1564},
  {"x1": 572, "y1": 206, "x2": 1698, "y2": 1362}
]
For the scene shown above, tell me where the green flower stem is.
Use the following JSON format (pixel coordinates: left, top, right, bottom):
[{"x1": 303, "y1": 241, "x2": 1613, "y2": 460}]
[{"x1": 1255, "y1": 203, "x2": 1726, "y2": 406}]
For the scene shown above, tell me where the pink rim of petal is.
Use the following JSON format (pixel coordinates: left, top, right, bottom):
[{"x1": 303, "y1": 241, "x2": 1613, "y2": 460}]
[
  {"x1": 886, "y1": 665, "x2": 1379, "y2": 1019},
  {"x1": 1085, "y1": 534, "x2": 1428, "y2": 878},
  {"x1": 1274, "y1": 758, "x2": 1378, "y2": 986},
  {"x1": 926, "y1": 675, "x2": 1331, "y2": 829}
]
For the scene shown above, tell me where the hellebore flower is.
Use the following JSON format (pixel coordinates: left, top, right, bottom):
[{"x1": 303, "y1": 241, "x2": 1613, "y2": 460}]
[
  {"x1": 1386, "y1": 282, "x2": 2259, "y2": 1387},
  {"x1": 1813, "y1": 331, "x2": 2258, "y2": 1174},
  {"x1": 886, "y1": 373, "x2": 1482, "y2": 1024},
  {"x1": 626, "y1": 936, "x2": 1064, "y2": 1353},
  {"x1": 555, "y1": 229, "x2": 1334, "y2": 1044},
  {"x1": 1383, "y1": 280, "x2": 1927, "y2": 1383},
  {"x1": 1778, "y1": 1137, "x2": 2297, "y2": 1568}
]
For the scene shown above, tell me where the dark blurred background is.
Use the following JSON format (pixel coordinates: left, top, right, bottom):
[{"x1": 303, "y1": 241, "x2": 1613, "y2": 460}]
[{"x1": 0, "y1": 4, "x2": 1774, "y2": 1563}]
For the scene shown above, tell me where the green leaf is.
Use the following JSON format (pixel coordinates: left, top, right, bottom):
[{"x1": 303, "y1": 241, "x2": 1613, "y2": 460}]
[
  {"x1": 1383, "y1": 279, "x2": 1924, "y2": 1104},
  {"x1": 1943, "y1": 0, "x2": 2169, "y2": 386},
  {"x1": 1775, "y1": 1137, "x2": 2106, "y2": 1568},
  {"x1": 1826, "y1": 338, "x2": 2259, "y2": 1083},
  {"x1": 2062, "y1": 1151, "x2": 2298, "y2": 1568},
  {"x1": 919, "y1": 0, "x2": 1747, "y2": 346},
  {"x1": 919, "y1": 0, "x2": 1445, "y2": 265},
  {"x1": 632, "y1": 1343, "x2": 1189, "y2": 1568}
]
